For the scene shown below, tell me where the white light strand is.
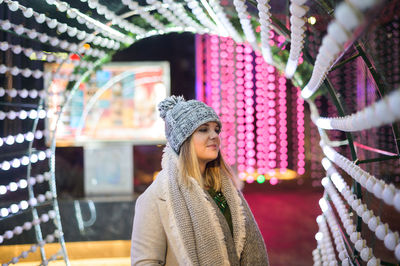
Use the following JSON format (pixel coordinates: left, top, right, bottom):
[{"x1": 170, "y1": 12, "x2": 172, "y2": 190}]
[
  {"x1": 301, "y1": 0, "x2": 382, "y2": 99},
  {"x1": 312, "y1": 248, "x2": 322, "y2": 265},
  {"x1": 233, "y1": 0, "x2": 258, "y2": 49},
  {"x1": 0, "y1": 19, "x2": 107, "y2": 59},
  {"x1": 0, "y1": 172, "x2": 51, "y2": 196},
  {"x1": 0, "y1": 41, "x2": 95, "y2": 69},
  {"x1": 0, "y1": 64, "x2": 83, "y2": 82},
  {"x1": 315, "y1": 213, "x2": 337, "y2": 264},
  {"x1": 1, "y1": 0, "x2": 123, "y2": 49},
  {"x1": 0, "y1": 149, "x2": 51, "y2": 171},
  {"x1": 164, "y1": 0, "x2": 208, "y2": 34},
  {"x1": 184, "y1": 0, "x2": 219, "y2": 35},
  {"x1": 322, "y1": 177, "x2": 380, "y2": 265},
  {"x1": 285, "y1": 0, "x2": 309, "y2": 78},
  {"x1": 121, "y1": 0, "x2": 166, "y2": 32},
  {"x1": 0, "y1": 130, "x2": 45, "y2": 149},
  {"x1": 255, "y1": 0, "x2": 273, "y2": 64},
  {"x1": 0, "y1": 87, "x2": 45, "y2": 99},
  {"x1": 146, "y1": 0, "x2": 189, "y2": 32},
  {"x1": 322, "y1": 144, "x2": 400, "y2": 212},
  {"x1": 52, "y1": 0, "x2": 146, "y2": 37},
  {"x1": 0, "y1": 109, "x2": 50, "y2": 121},
  {"x1": 314, "y1": 89, "x2": 400, "y2": 131},
  {"x1": 323, "y1": 207, "x2": 353, "y2": 265},
  {"x1": 323, "y1": 159, "x2": 400, "y2": 258},
  {"x1": 2, "y1": 230, "x2": 59, "y2": 266},
  {"x1": 0, "y1": 209, "x2": 56, "y2": 244},
  {"x1": 206, "y1": 0, "x2": 242, "y2": 42},
  {"x1": 0, "y1": 191, "x2": 54, "y2": 219}
]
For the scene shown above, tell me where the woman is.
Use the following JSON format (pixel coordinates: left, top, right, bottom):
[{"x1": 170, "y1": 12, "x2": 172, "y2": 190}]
[{"x1": 131, "y1": 96, "x2": 269, "y2": 265}]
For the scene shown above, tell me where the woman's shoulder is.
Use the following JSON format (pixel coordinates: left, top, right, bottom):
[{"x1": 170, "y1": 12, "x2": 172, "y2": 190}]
[{"x1": 137, "y1": 169, "x2": 168, "y2": 202}]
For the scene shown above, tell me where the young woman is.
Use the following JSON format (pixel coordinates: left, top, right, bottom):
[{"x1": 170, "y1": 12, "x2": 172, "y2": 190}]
[{"x1": 131, "y1": 96, "x2": 269, "y2": 265}]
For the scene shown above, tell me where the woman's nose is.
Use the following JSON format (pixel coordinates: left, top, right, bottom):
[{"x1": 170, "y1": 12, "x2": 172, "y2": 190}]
[{"x1": 210, "y1": 130, "x2": 218, "y2": 139}]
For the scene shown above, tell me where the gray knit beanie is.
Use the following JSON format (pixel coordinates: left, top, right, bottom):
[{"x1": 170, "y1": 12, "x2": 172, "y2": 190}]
[{"x1": 158, "y1": 95, "x2": 221, "y2": 154}]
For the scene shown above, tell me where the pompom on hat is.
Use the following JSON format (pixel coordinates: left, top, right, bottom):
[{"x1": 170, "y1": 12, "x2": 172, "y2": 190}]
[{"x1": 158, "y1": 95, "x2": 221, "y2": 154}]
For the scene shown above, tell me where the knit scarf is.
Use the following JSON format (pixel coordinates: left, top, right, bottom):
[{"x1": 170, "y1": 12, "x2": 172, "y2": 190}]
[{"x1": 161, "y1": 145, "x2": 247, "y2": 265}]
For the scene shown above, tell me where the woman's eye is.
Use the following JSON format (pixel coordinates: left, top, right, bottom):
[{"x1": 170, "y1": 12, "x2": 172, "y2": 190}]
[
  {"x1": 199, "y1": 128, "x2": 208, "y2": 132},
  {"x1": 215, "y1": 128, "x2": 221, "y2": 134}
]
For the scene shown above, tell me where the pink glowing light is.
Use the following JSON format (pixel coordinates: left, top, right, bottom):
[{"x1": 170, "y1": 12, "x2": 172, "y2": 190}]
[{"x1": 270, "y1": 177, "x2": 278, "y2": 185}]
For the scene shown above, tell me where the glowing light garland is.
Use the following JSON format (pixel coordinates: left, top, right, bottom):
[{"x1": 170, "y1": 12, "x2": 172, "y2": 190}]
[
  {"x1": 255, "y1": 51, "x2": 267, "y2": 174},
  {"x1": 0, "y1": 87, "x2": 45, "y2": 99},
  {"x1": 296, "y1": 88, "x2": 305, "y2": 174},
  {"x1": 314, "y1": 89, "x2": 400, "y2": 131},
  {"x1": 121, "y1": 0, "x2": 166, "y2": 32},
  {"x1": 322, "y1": 144, "x2": 400, "y2": 212},
  {"x1": 0, "y1": 130, "x2": 45, "y2": 148},
  {"x1": 2, "y1": 230, "x2": 60, "y2": 266},
  {"x1": 0, "y1": 64, "x2": 82, "y2": 82},
  {"x1": 0, "y1": 19, "x2": 107, "y2": 58},
  {"x1": 301, "y1": 0, "x2": 382, "y2": 99},
  {"x1": 219, "y1": 37, "x2": 236, "y2": 166},
  {"x1": 233, "y1": 0, "x2": 257, "y2": 50},
  {"x1": 322, "y1": 159, "x2": 400, "y2": 258},
  {"x1": 207, "y1": 0, "x2": 242, "y2": 42},
  {"x1": 184, "y1": 0, "x2": 219, "y2": 34},
  {"x1": 285, "y1": 0, "x2": 308, "y2": 78},
  {"x1": 146, "y1": 0, "x2": 189, "y2": 32},
  {"x1": 58, "y1": 0, "x2": 146, "y2": 37},
  {"x1": 321, "y1": 178, "x2": 380, "y2": 264},
  {"x1": 0, "y1": 41, "x2": 94, "y2": 68},
  {"x1": 315, "y1": 214, "x2": 337, "y2": 264},
  {"x1": 235, "y1": 44, "x2": 246, "y2": 176},
  {"x1": 0, "y1": 109, "x2": 49, "y2": 121},
  {"x1": 0, "y1": 172, "x2": 51, "y2": 196},
  {"x1": 0, "y1": 210, "x2": 55, "y2": 243},
  {"x1": 0, "y1": 149, "x2": 51, "y2": 171},
  {"x1": 277, "y1": 75, "x2": 288, "y2": 170},
  {"x1": 0, "y1": 192, "x2": 54, "y2": 219},
  {"x1": 164, "y1": 0, "x2": 207, "y2": 33},
  {"x1": 266, "y1": 65, "x2": 277, "y2": 171},
  {"x1": 323, "y1": 207, "x2": 353, "y2": 264},
  {"x1": 1, "y1": 0, "x2": 125, "y2": 48},
  {"x1": 255, "y1": 0, "x2": 273, "y2": 64},
  {"x1": 244, "y1": 44, "x2": 256, "y2": 180}
]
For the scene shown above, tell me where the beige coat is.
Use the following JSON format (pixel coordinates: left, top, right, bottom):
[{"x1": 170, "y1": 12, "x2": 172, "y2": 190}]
[
  {"x1": 131, "y1": 171, "x2": 180, "y2": 265},
  {"x1": 131, "y1": 146, "x2": 269, "y2": 265}
]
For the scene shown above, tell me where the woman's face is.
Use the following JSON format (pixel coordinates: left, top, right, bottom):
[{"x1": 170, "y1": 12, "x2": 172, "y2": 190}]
[{"x1": 191, "y1": 122, "x2": 221, "y2": 166}]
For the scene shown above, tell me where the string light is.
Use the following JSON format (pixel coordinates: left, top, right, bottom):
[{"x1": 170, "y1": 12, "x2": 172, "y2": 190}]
[
  {"x1": 2, "y1": 230, "x2": 60, "y2": 266},
  {"x1": 255, "y1": 51, "x2": 267, "y2": 174},
  {"x1": 0, "y1": 174, "x2": 50, "y2": 196},
  {"x1": 0, "y1": 149, "x2": 51, "y2": 172},
  {"x1": 296, "y1": 88, "x2": 305, "y2": 175},
  {"x1": 322, "y1": 177, "x2": 380, "y2": 264},
  {"x1": 323, "y1": 160, "x2": 400, "y2": 255},
  {"x1": 285, "y1": 0, "x2": 308, "y2": 78},
  {"x1": 121, "y1": 0, "x2": 166, "y2": 32},
  {"x1": 235, "y1": 44, "x2": 246, "y2": 175},
  {"x1": 0, "y1": 210, "x2": 55, "y2": 244},
  {"x1": 301, "y1": 0, "x2": 381, "y2": 99},
  {"x1": 0, "y1": 19, "x2": 107, "y2": 58},
  {"x1": 184, "y1": 0, "x2": 218, "y2": 34},
  {"x1": 256, "y1": 0, "x2": 273, "y2": 64},
  {"x1": 233, "y1": 0, "x2": 257, "y2": 50},
  {"x1": 1, "y1": 0, "x2": 125, "y2": 48},
  {"x1": 0, "y1": 192, "x2": 53, "y2": 219},
  {"x1": 0, "y1": 109, "x2": 50, "y2": 121},
  {"x1": 314, "y1": 88, "x2": 400, "y2": 131},
  {"x1": 322, "y1": 144, "x2": 400, "y2": 212},
  {"x1": 164, "y1": 0, "x2": 207, "y2": 34},
  {"x1": 244, "y1": 44, "x2": 255, "y2": 180},
  {"x1": 206, "y1": 0, "x2": 242, "y2": 42}
]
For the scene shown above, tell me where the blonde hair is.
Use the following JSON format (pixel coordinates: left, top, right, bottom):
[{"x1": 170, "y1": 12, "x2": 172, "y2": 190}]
[{"x1": 177, "y1": 136, "x2": 237, "y2": 191}]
